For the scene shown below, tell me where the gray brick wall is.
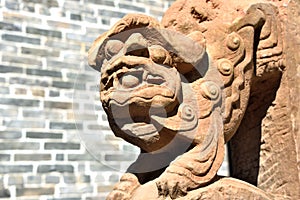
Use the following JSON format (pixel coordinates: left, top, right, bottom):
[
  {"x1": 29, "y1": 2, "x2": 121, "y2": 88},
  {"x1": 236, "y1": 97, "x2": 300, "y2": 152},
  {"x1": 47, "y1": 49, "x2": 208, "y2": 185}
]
[{"x1": 0, "y1": 0, "x2": 228, "y2": 199}]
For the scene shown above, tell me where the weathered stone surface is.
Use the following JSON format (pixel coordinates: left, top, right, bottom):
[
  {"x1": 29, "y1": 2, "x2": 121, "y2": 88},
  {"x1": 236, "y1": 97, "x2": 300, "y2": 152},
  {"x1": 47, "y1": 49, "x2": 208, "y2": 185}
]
[
  {"x1": 286, "y1": 0, "x2": 300, "y2": 189},
  {"x1": 88, "y1": 0, "x2": 299, "y2": 199}
]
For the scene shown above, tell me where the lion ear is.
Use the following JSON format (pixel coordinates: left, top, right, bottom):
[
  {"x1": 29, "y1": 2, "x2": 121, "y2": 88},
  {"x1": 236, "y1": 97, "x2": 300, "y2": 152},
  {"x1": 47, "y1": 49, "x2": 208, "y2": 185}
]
[
  {"x1": 221, "y1": 3, "x2": 283, "y2": 142},
  {"x1": 88, "y1": 32, "x2": 108, "y2": 71}
]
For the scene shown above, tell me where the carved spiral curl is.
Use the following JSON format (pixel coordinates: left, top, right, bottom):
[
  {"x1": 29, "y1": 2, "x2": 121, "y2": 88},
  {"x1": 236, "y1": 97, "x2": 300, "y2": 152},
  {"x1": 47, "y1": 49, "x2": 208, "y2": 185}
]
[
  {"x1": 200, "y1": 81, "x2": 220, "y2": 101},
  {"x1": 226, "y1": 33, "x2": 241, "y2": 51},
  {"x1": 178, "y1": 104, "x2": 195, "y2": 122}
]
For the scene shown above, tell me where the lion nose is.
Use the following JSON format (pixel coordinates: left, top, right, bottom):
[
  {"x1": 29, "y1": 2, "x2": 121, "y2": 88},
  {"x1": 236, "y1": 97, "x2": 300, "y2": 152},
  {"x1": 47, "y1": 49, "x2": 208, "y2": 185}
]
[{"x1": 124, "y1": 33, "x2": 149, "y2": 58}]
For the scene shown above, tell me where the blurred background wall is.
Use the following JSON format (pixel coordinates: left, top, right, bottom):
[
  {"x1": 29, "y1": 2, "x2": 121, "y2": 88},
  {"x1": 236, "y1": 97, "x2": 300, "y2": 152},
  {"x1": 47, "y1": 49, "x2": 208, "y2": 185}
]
[{"x1": 0, "y1": 0, "x2": 228, "y2": 199}]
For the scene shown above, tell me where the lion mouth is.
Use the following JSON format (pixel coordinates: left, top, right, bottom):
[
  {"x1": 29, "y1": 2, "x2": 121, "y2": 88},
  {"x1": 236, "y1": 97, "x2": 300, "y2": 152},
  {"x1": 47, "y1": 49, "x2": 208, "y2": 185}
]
[
  {"x1": 102, "y1": 55, "x2": 181, "y2": 125},
  {"x1": 121, "y1": 122, "x2": 158, "y2": 137}
]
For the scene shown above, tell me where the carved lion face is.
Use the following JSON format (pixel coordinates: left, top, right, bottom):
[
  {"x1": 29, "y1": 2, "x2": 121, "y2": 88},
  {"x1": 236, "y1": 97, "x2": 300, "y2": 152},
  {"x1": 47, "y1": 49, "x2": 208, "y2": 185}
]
[
  {"x1": 94, "y1": 27, "x2": 212, "y2": 152},
  {"x1": 99, "y1": 29, "x2": 185, "y2": 152},
  {"x1": 100, "y1": 33, "x2": 182, "y2": 116}
]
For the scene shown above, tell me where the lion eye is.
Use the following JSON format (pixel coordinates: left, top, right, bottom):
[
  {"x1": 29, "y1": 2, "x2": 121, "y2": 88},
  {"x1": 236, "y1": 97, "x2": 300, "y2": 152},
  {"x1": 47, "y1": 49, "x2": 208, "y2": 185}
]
[
  {"x1": 105, "y1": 40, "x2": 124, "y2": 59},
  {"x1": 149, "y1": 45, "x2": 171, "y2": 65},
  {"x1": 119, "y1": 71, "x2": 143, "y2": 89}
]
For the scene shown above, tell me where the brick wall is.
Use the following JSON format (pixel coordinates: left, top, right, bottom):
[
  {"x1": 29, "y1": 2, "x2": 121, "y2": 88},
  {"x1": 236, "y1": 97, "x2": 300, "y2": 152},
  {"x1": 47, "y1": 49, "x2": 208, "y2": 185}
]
[{"x1": 0, "y1": 0, "x2": 228, "y2": 199}]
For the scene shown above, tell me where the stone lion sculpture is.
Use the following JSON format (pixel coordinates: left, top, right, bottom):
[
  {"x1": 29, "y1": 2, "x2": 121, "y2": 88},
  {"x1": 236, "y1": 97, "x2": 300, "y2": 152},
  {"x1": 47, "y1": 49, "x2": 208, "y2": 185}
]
[{"x1": 88, "y1": 0, "x2": 299, "y2": 199}]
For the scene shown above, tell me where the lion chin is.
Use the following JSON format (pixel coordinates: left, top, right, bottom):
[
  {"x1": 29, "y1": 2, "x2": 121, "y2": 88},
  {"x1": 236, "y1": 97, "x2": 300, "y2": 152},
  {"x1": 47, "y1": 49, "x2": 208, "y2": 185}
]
[{"x1": 106, "y1": 96, "x2": 181, "y2": 153}]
